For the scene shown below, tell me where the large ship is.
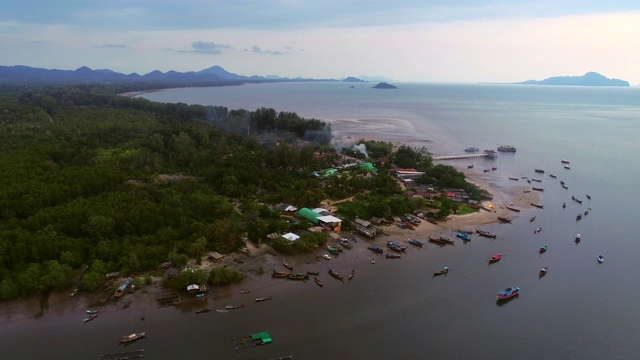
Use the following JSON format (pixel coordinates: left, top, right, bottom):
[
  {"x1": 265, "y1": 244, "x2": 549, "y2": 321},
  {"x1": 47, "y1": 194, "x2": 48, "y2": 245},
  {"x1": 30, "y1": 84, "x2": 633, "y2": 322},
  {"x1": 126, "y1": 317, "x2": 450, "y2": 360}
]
[
  {"x1": 497, "y1": 145, "x2": 516, "y2": 152},
  {"x1": 114, "y1": 277, "x2": 133, "y2": 298}
]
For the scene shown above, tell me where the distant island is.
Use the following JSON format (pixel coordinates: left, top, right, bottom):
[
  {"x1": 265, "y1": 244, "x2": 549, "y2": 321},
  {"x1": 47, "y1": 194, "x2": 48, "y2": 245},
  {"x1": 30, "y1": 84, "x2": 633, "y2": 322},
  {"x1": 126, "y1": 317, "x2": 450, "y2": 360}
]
[
  {"x1": 519, "y1": 72, "x2": 629, "y2": 87},
  {"x1": 343, "y1": 77, "x2": 366, "y2": 82},
  {"x1": 372, "y1": 82, "x2": 398, "y2": 89}
]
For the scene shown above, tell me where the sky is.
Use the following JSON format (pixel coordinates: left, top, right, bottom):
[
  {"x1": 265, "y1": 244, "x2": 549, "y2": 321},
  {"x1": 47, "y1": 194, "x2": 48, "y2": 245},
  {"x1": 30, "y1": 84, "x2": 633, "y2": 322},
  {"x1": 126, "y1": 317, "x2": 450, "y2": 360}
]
[{"x1": 1, "y1": 0, "x2": 639, "y2": 84}]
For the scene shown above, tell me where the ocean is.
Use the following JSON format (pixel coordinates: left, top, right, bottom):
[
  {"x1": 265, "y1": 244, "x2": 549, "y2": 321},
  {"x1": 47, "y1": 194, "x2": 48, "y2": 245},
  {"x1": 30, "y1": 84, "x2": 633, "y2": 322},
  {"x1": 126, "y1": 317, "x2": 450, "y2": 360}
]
[{"x1": 2, "y1": 83, "x2": 640, "y2": 359}]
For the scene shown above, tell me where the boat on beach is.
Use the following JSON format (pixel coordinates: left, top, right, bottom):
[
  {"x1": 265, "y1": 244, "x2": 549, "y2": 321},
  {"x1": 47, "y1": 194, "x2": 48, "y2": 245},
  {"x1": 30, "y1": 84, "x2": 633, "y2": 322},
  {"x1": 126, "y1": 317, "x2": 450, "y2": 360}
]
[
  {"x1": 428, "y1": 236, "x2": 447, "y2": 247},
  {"x1": 532, "y1": 187, "x2": 544, "y2": 192},
  {"x1": 498, "y1": 145, "x2": 516, "y2": 152},
  {"x1": 287, "y1": 272, "x2": 309, "y2": 280},
  {"x1": 86, "y1": 309, "x2": 98, "y2": 314},
  {"x1": 497, "y1": 216, "x2": 512, "y2": 223},
  {"x1": 408, "y1": 238, "x2": 424, "y2": 247},
  {"x1": 531, "y1": 203, "x2": 544, "y2": 208},
  {"x1": 195, "y1": 307, "x2": 210, "y2": 314},
  {"x1": 433, "y1": 267, "x2": 449, "y2": 276},
  {"x1": 488, "y1": 253, "x2": 502, "y2": 263},
  {"x1": 506, "y1": 205, "x2": 521, "y2": 212},
  {"x1": 314, "y1": 277, "x2": 323, "y2": 287},
  {"x1": 306, "y1": 270, "x2": 320, "y2": 276},
  {"x1": 534, "y1": 227, "x2": 542, "y2": 234},
  {"x1": 120, "y1": 332, "x2": 146, "y2": 344},
  {"x1": 386, "y1": 253, "x2": 401, "y2": 259},
  {"x1": 456, "y1": 231, "x2": 471, "y2": 241},
  {"x1": 272, "y1": 270, "x2": 289, "y2": 278},
  {"x1": 496, "y1": 287, "x2": 520, "y2": 301},
  {"x1": 339, "y1": 238, "x2": 352, "y2": 249},
  {"x1": 283, "y1": 261, "x2": 293, "y2": 270},
  {"x1": 70, "y1": 288, "x2": 79, "y2": 297},
  {"x1": 114, "y1": 277, "x2": 133, "y2": 298},
  {"x1": 368, "y1": 245, "x2": 383, "y2": 253},
  {"x1": 387, "y1": 240, "x2": 408, "y2": 252},
  {"x1": 322, "y1": 254, "x2": 331, "y2": 260},
  {"x1": 348, "y1": 269, "x2": 355, "y2": 280}
]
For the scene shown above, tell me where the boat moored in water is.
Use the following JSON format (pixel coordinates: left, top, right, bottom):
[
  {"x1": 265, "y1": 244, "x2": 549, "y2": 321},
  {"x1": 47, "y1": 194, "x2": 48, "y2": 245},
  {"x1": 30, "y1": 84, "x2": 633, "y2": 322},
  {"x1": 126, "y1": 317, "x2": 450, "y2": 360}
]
[
  {"x1": 498, "y1": 145, "x2": 516, "y2": 152},
  {"x1": 386, "y1": 253, "x2": 401, "y2": 259},
  {"x1": 255, "y1": 296, "x2": 272, "y2": 302},
  {"x1": 328, "y1": 269, "x2": 344, "y2": 280},
  {"x1": 408, "y1": 238, "x2": 424, "y2": 247},
  {"x1": 195, "y1": 307, "x2": 210, "y2": 314},
  {"x1": 314, "y1": 277, "x2": 323, "y2": 287},
  {"x1": 597, "y1": 255, "x2": 604, "y2": 263},
  {"x1": 225, "y1": 304, "x2": 244, "y2": 310},
  {"x1": 368, "y1": 245, "x2": 383, "y2": 253},
  {"x1": 456, "y1": 231, "x2": 471, "y2": 241},
  {"x1": 488, "y1": 253, "x2": 502, "y2": 263},
  {"x1": 575, "y1": 234, "x2": 581, "y2": 243},
  {"x1": 496, "y1": 287, "x2": 520, "y2": 301},
  {"x1": 476, "y1": 229, "x2": 497, "y2": 238},
  {"x1": 120, "y1": 332, "x2": 146, "y2": 344},
  {"x1": 539, "y1": 245, "x2": 548, "y2": 253},
  {"x1": 433, "y1": 267, "x2": 449, "y2": 276},
  {"x1": 539, "y1": 267, "x2": 547, "y2": 278},
  {"x1": 83, "y1": 313, "x2": 98, "y2": 322}
]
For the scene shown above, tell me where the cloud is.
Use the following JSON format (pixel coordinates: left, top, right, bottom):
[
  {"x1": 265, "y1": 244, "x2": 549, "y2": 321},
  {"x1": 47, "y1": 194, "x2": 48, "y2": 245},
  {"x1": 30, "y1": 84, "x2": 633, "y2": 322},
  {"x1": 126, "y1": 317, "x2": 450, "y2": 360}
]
[
  {"x1": 248, "y1": 45, "x2": 286, "y2": 55},
  {"x1": 99, "y1": 43, "x2": 127, "y2": 49},
  {"x1": 180, "y1": 41, "x2": 232, "y2": 54}
]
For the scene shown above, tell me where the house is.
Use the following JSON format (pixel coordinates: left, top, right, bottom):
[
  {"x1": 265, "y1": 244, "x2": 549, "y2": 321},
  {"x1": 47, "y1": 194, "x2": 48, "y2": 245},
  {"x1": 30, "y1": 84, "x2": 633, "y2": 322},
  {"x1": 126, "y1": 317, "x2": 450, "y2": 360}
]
[
  {"x1": 207, "y1": 252, "x2": 225, "y2": 262},
  {"x1": 282, "y1": 232, "x2": 300, "y2": 242}
]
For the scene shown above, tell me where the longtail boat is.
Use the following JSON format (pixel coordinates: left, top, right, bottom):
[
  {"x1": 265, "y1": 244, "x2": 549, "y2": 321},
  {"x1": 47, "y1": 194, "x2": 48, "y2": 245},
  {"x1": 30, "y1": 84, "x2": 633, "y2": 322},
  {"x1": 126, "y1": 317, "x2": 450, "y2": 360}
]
[{"x1": 433, "y1": 267, "x2": 449, "y2": 276}]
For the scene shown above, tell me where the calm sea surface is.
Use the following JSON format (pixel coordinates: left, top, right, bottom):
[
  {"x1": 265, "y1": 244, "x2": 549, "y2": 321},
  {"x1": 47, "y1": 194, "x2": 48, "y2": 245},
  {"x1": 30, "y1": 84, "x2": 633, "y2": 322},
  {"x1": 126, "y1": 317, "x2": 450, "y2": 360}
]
[{"x1": 2, "y1": 83, "x2": 640, "y2": 359}]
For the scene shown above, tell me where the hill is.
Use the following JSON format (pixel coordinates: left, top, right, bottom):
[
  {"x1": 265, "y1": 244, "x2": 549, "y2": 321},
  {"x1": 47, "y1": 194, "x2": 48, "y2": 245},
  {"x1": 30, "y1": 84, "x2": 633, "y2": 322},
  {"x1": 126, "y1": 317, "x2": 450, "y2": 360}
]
[
  {"x1": 372, "y1": 82, "x2": 398, "y2": 89},
  {"x1": 519, "y1": 72, "x2": 629, "y2": 87}
]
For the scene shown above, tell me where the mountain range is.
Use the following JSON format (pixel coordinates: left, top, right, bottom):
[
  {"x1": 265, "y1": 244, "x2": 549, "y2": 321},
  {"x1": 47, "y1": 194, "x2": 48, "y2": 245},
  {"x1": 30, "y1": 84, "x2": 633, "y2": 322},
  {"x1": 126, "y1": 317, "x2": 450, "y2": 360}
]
[
  {"x1": 0, "y1": 65, "x2": 335, "y2": 86},
  {"x1": 519, "y1": 72, "x2": 629, "y2": 87}
]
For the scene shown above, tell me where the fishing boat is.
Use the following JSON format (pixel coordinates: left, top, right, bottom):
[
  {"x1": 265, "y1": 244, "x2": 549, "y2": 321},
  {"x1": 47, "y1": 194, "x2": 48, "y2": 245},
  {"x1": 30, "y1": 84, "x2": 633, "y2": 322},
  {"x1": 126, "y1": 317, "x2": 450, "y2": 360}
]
[
  {"x1": 561, "y1": 159, "x2": 570, "y2": 164},
  {"x1": 86, "y1": 309, "x2": 98, "y2": 314},
  {"x1": 597, "y1": 255, "x2": 604, "y2": 263},
  {"x1": 315, "y1": 256, "x2": 322, "y2": 262},
  {"x1": 195, "y1": 307, "x2": 210, "y2": 314},
  {"x1": 467, "y1": 164, "x2": 474, "y2": 169},
  {"x1": 387, "y1": 240, "x2": 407, "y2": 252},
  {"x1": 531, "y1": 178, "x2": 542, "y2": 182},
  {"x1": 534, "y1": 227, "x2": 542, "y2": 234},
  {"x1": 476, "y1": 229, "x2": 497, "y2": 238},
  {"x1": 339, "y1": 238, "x2": 352, "y2": 249},
  {"x1": 322, "y1": 254, "x2": 331, "y2": 260},
  {"x1": 564, "y1": 165, "x2": 571, "y2": 169},
  {"x1": 433, "y1": 267, "x2": 449, "y2": 276},
  {"x1": 348, "y1": 269, "x2": 354, "y2": 280},
  {"x1": 368, "y1": 245, "x2": 383, "y2": 253},
  {"x1": 534, "y1": 168, "x2": 545, "y2": 173},
  {"x1": 576, "y1": 214, "x2": 582, "y2": 221},
  {"x1": 575, "y1": 234, "x2": 581, "y2": 243},
  {"x1": 328, "y1": 269, "x2": 344, "y2": 280},
  {"x1": 371, "y1": 259, "x2": 376, "y2": 264},
  {"x1": 465, "y1": 147, "x2": 480, "y2": 152},
  {"x1": 532, "y1": 187, "x2": 544, "y2": 192},
  {"x1": 496, "y1": 287, "x2": 520, "y2": 301},
  {"x1": 549, "y1": 174, "x2": 557, "y2": 178},
  {"x1": 287, "y1": 272, "x2": 309, "y2": 280},
  {"x1": 539, "y1": 245, "x2": 548, "y2": 253},
  {"x1": 539, "y1": 267, "x2": 547, "y2": 278},
  {"x1": 506, "y1": 205, "x2": 521, "y2": 212},
  {"x1": 314, "y1": 277, "x2": 323, "y2": 287},
  {"x1": 439, "y1": 237, "x2": 455, "y2": 245},
  {"x1": 272, "y1": 270, "x2": 289, "y2": 278},
  {"x1": 225, "y1": 304, "x2": 244, "y2": 310},
  {"x1": 488, "y1": 253, "x2": 502, "y2": 263},
  {"x1": 255, "y1": 296, "x2": 272, "y2": 303},
  {"x1": 497, "y1": 216, "x2": 512, "y2": 223},
  {"x1": 531, "y1": 203, "x2": 544, "y2": 209},
  {"x1": 83, "y1": 313, "x2": 98, "y2": 322},
  {"x1": 306, "y1": 270, "x2": 320, "y2": 276},
  {"x1": 456, "y1": 231, "x2": 471, "y2": 241},
  {"x1": 283, "y1": 262, "x2": 293, "y2": 270},
  {"x1": 70, "y1": 288, "x2": 79, "y2": 297},
  {"x1": 498, "y1": 145, "x2": 516, "y2": 152},
  {"x1": 562, "y1": 202, "x2": 566, "y2": 208},
  {"x1": 120, "y1": 332, "x2": 146, "y2": 344},
  {"x1": 386, "y1": 253, "x2": 401, "y2": 259},
  {"x1": 492, "y1": 167, "x2": 498, "y2": 171},
  {"x1": 586, "y1": 194, "x2": 591, "y2": 199},
  {"x1": 508, "y1": 177, "x2": 519, "y2": 181},
  {"x1": 530, "y1": 216, "x2": 536, "y2": 222},
  {"x1": 408, "y1": 238, "x2": 424, "y2": 247}
]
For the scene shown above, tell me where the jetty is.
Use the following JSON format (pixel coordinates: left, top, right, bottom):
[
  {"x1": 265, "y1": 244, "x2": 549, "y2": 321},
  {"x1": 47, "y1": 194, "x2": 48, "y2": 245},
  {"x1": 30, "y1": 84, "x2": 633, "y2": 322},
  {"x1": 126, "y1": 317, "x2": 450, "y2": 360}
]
[
  {"x1": 99, "y1": 350, "x2": 145, "y2": 360},
  {"x1": 155, "y1": 292, "x2": 181, "y2": 307},
  {"x1": 231, "y1": 331, "x2": 273, "y2": 351},
  {"x1": 432, "y1": 152, "x2": 497, "y2": 161}
]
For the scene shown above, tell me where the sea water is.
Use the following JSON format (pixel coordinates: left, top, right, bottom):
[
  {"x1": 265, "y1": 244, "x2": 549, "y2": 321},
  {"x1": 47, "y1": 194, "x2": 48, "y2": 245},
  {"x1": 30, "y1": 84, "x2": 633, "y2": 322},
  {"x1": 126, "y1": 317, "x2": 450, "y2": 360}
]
[{"x1": 1, "y1": 83, "x2": 639, "y2": 359}]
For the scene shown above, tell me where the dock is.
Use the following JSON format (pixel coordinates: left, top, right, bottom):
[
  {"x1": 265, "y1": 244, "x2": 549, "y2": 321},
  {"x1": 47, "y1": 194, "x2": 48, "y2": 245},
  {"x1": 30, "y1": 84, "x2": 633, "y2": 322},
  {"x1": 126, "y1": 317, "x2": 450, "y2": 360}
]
[
  {"x1": 432, "y1": 153, "x2": 496, "y2": 161},
  {"x1": 99, "y1": 349, "x2": 144, "y2": 360},
  {"x1": 155, "y1": 292, "x2": 181, "y2": 307},
  {"x1": 231, "y1": 331, "x2": 272, "y2": 351}
]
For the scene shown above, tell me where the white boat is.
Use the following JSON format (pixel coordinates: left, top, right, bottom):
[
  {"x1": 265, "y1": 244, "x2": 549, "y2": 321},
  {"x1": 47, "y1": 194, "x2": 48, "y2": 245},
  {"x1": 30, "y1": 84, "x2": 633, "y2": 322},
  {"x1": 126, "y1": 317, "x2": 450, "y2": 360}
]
[
  {"x1": 597, "y1": 255, "x2": 604, "y2": 263},
  {"x1": 322, "y1": 254, "x2": 331, "y2": 260}
]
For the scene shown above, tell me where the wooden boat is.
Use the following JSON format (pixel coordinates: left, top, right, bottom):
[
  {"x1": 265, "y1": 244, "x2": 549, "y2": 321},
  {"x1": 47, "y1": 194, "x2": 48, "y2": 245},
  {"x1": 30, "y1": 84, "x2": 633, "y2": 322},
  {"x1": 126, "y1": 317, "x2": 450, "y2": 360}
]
[
  {"x1": 492, "y1": 167, "x2": 498, "y2": 171},
  {"x1": 506, "y1": 205, "x2": 521, "y2": 212},
  {"x1": 83, "y1": 313, "x2": 98, "y2": 322},
  {"x1": 532, "y1": 187, "x2": 544, "y2": 192},
  {"x1": 562, "y1": 202, "x2": 566, "y2": 208},
  {"x1": 531, "y1": 178, "x2": 542, "y2": 182},
  {"x1": 539, "y1": 245, "x2": 548, "y2": 253},
  {"x1": 306, "y1": 270, "x2": 320, "y2": 276},
  {"x1": 575, "y1": 234, "x2": 581, "y2": 243},
  {"x1": 272, "y1": 270, "x2": 289, "y2": 278},
  {"x1": 387, "y1": 241, "x2": 407, "y2": 252},
  {"x1": 496, "y1": 287, "x2": 520, "y2": 301},
  {"x1": 467, "y1": 164, "x2": 474, "y2": 169},
  {"x1": 497, "y1": 216, "x2": 512, "y2": 223},
  {"x1": 564, "y1": 165, "x2": 571, "y2": 169},
  {"x1": 530, "y1": 216, "x2": 536, "y2": 222},
  {"x1": 70, "y1": 288, "x2": 79, "y2": 297},
  {"x1": 225, "y1": 304, "x2": 244, "y2": 310},
  {"x1": 328, "y1": 269, "x2": 343, "y2": 280},
  {"x1": 531, "y1": 203, "x2": 544, "y2": 209},
  {"x1": 283, "y1": 262, "x2": 293, "y2": 270},
  {"x1": 439, "y1": 237, "x2": 455, "y2": 245},
  {"x1": 368, "y1": 245, "x2": 383, "y2": 253},
  {"x1": 549, "y1": 174, "x2": 557, "y2": 178},
  {"x1": 86, "y1": 309, "x2": 98, "y2": 314},
  {"x1": 120, "y1": 332, "x2": 146, "y2": 344},
  {"x1": 456, "y1": 231, "x2": 471, "y2": 241},
  {"x1": 484, "y1": 169, "x2": 490, "y2": 173},
  {"x1": 339, "y1": 238, "x2": 352, "y2": 249},
  {"x1": 287, "y1": 272, "x2": 309, "y2": 280},
  {"x1": 508, "y1": 177, "x2": 519, "y2": 181},
  {"x1": 584, "y1": 210, "x2": 589, "y2": 216},
  {"x1": 561, "y1": 159, "x2": 570, "y2": 164},
  {"x1": 571, "y1": 196, "x2": 582, "y2": 204},
  {"x1": 315, "y1": 256, "x2": 322, "y2": 262},
  {"x1": 488, "y1": 253, "x2": 502, "y2": 263},
  {"x1": 433, "y1": 267, "x2": 449, "y2": 276},
  {"x1": 597, "y1": 255, "x2": 604, "y2": 263},
  {"x1": 386, "y1": 253, "x2": 401, "y2": 259},
  {"x1": 114, "y1": 277, "x2": 133, "y2": 298},
  {"x1": 322, "y1": 254, "x2": 331, "y2": 260},
  {"x1": 348, "y1": 269, "x2": 355, "y2": 280},
  {"x1": 314, "y1": 277, "x2": 323, "y2": 287},
  {"x1": 586, "y1": 194, "x2": 591, "y2": 199},
  {"x1": 534, "y1": 169, "x2": 545, "y2": 173},
  {"x1": 534, "y1": 227, "x2": 542, "y2": 234},
  {"x1": 195, "y1": 307, "x2": 210, "y2": 314},
  {"x1": 255, "y1": 296, "x2": 272, "y2": 303},
  {"x1": 408, "y1": 238, "x2": 424, "y2": 247},
  {"x1": 539, "y1": 267, "x2": 547, "y2": 278},
  {"x1": 428, "y1": 236, "x2": 446, "y2": 247},
  {"x1": 576, "y1": 214, "x2": 582, "y2": 221},
  {"x1": 476, "y1": 229, "x2": 497, "y2": 238}
]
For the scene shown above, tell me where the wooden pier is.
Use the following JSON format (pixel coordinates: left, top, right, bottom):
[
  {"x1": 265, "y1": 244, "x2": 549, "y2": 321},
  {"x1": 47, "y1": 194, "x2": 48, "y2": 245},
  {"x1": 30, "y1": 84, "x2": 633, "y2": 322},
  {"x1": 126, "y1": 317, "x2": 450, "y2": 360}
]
[
  {"x1": 231, "y1": 331, "x2": 272, "y2": 351},
  {"x1": 99, "y1": 349, "x2": 144, "y2": 360},
  {"x1": 432, "y1": 153, "x2": 496, "y2": 161},
  {"x1": 155, "y1": 292, "x2": 181, "y2": 307}
]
